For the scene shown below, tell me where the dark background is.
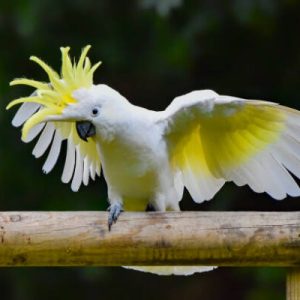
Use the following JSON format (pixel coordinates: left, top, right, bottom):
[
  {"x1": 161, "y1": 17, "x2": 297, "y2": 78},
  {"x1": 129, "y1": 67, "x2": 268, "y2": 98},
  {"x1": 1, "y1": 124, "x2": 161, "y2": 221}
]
[{"x1": 0, "y1": 0, "x2": 300, "y2": 299}]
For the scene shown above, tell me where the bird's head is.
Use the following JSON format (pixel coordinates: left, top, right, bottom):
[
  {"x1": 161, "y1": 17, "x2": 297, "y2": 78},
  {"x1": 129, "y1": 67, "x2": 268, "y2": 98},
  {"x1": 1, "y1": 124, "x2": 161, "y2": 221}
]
[{"x1": 7, "y1": 45, "x2": 127, "y2": 142}]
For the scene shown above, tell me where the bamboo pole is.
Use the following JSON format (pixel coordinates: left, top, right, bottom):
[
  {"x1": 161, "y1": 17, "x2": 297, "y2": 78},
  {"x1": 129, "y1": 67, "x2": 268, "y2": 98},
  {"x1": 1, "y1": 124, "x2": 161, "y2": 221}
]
[
  {"x1": 287, "y1": 268, "x2": 300, "y2": 300},
  {"x1": 0, "y1": 211, "x2": 299, "y2": 266}
]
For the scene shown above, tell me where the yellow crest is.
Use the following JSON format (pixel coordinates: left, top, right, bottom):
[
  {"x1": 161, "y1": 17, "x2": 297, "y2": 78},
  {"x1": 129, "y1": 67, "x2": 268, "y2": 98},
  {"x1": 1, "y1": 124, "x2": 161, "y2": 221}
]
[{"x1": 6, "y1": 45, "x2": 101, "y2": 140}]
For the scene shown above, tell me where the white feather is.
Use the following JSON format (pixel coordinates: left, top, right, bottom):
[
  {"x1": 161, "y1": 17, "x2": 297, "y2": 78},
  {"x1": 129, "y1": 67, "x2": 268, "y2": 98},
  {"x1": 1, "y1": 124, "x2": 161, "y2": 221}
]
[
  {"x1": 90, "y1": 164, "x2": 96, "y2": 181},
  {"x1": 286, "y1": 110, "x2": 300, "y2": 128},
  {"x1": 273, "y1": 139, "x2": 300, "y2": 178},
  {"x1": 124, "y1": 266, "x2": 217, "y2": 276},
  {"x1": 32, "y1": 122, "x2": 55, "y2": 158},
  {"x1": 183, "y1": 163, "x2": 224, "y2": 202},
  {"x1": 286, "y1": 123, "x2": 300, "y2": 140},
  {"x1": 282, "y1": 134, "x2": 300, "y2": 156},
  {"x1": 71, "y1": 146, "x2": 83, "y2": 192},
  {"x1": 183, "y1": 167, "x2": 204, "y2": 203},
  {"x1": 83, "y1": 157, "x2": 90, "y2": 186},
  {"x1": 238, "y1": 157, "x2": 265, "y2": 193},
  {"x1": 61, "y1": 139, "x2": 76, "y2": 184},
  {"x1": 42, "y1": 131, "x2": 63, "y2": 174},
  {"x1": 96, "y1": 161, "x2": 101, "y2": 176},
  {"x1": 12, "y1": 102, "x2": 40, "y2": 127},
  {"x1": 23, "y1": 122, "x2": 45, "y2": 143},
  {"x1": 269, "y1": 150, "x2": 300, "y2": 197},
  {"x1": 256, "y1": 152, "x2": 286, "y2": 199}
]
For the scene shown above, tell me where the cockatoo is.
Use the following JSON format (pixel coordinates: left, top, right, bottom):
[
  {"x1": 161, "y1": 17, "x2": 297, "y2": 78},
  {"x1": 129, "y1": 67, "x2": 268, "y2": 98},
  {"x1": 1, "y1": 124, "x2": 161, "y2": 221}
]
[{"x1": 7, "y1": 46, "x2": 300, "y2": 276}]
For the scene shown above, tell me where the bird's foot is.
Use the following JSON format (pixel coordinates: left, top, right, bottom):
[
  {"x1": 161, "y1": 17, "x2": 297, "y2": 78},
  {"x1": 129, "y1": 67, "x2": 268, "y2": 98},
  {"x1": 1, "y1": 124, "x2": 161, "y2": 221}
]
[
  {"x1": 107, "y1": 202, "x2": 123, "y2": 230},
  {"x1": 145, "y1": 203, "x2": 156, "y2": 212}
]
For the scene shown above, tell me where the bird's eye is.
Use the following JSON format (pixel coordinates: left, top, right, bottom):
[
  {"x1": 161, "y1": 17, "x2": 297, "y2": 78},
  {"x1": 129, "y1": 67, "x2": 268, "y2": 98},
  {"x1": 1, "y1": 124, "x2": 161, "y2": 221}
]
[{"x1": 91, "y1": 107, "x2": 100, "y2": 117}]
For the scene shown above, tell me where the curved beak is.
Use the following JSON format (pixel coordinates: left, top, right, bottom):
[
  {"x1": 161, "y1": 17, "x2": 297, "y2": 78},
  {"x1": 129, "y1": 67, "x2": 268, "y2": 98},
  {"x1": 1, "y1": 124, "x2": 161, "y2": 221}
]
[{"x1": 76, "y1": 121, "x2": 96, "y2": 141}]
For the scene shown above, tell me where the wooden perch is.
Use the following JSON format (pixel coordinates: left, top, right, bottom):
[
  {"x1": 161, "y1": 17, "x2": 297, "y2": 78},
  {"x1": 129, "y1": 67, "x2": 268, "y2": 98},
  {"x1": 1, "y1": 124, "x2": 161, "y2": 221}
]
[{"x1": 0, "y1": 211, "x2": 299, "y2": 266}]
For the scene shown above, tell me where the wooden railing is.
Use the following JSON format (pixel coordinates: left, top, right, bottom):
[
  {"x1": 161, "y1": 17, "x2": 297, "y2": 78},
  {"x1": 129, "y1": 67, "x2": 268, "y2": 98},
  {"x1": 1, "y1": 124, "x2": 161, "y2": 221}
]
[{"x1": 0, "y1": 211, "x2": 299, "y2": 299}]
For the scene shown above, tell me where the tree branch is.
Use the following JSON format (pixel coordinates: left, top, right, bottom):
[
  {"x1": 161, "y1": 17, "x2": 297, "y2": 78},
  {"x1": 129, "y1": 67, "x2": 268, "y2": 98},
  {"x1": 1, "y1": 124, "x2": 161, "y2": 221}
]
[{"x1": 0, "y1": 211, "x2": 299, "y2": 266}]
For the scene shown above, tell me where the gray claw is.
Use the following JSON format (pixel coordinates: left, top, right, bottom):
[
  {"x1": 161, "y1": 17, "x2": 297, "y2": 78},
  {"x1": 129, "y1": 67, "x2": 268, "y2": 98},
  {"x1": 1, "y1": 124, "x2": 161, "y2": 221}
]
[
  {"x1": 146, "y1": 203, "x2": 156, "y2": 212},
  {"x1": 107, "y1": 202, "x2": 123, "y2": 230}
]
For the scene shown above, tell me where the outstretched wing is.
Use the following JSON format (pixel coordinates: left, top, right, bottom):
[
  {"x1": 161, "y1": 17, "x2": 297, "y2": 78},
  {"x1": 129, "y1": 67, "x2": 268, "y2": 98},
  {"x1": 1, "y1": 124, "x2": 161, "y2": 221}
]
[
  {"x1": 162, "y1": 90, "x2": 300, "y2": 202},
  {"x1": 12, "y1": 101, "x2": 101, "y2": 192}
]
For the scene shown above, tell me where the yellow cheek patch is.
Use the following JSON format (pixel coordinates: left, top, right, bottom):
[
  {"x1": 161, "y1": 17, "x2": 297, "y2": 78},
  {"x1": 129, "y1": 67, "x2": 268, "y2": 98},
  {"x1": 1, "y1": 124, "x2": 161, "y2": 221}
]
[{"x1": 6, "y1": 45, "x2": 101, "y2": 141}]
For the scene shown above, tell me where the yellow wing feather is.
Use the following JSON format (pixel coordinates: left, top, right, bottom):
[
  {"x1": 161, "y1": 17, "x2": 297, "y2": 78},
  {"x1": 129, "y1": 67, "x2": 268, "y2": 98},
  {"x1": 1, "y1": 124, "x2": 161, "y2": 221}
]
[
  {"x1": 198, "y1": 104, "x2": 285, "y2": 173},
  {"x1": 165, "y1": 92, "x2": 300, "y2": 201}
]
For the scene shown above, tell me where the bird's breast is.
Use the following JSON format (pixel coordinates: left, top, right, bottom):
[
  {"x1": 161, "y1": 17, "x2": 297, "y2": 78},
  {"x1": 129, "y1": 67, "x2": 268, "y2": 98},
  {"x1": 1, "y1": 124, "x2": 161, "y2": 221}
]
[{"x1": 96, "y1": 124, "x2": 168, "y2": 201}]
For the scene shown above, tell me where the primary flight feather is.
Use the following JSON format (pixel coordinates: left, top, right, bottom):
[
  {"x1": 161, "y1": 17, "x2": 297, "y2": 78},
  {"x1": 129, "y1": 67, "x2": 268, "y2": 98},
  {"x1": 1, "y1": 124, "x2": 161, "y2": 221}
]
[{"x1": 7, "y1": 46, "x2": 300, "y2": 275}]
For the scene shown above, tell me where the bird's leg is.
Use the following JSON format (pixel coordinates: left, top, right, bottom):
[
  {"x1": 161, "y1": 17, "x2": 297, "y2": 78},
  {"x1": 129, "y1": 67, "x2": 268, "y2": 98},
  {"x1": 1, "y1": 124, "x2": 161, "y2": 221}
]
[
  {"x1": 145, "y1": 203, "x2": 156, "y2": 212},
  {"x1": 107, "y1": 202, "x2": 123, "y2": 230}
]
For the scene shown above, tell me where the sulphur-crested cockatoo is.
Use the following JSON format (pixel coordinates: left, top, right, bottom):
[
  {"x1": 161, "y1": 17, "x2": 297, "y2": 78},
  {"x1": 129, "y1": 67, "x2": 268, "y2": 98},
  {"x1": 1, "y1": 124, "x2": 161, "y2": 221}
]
[{"x1": 7, "y1": 46, "x2": 300, "y2": 276}]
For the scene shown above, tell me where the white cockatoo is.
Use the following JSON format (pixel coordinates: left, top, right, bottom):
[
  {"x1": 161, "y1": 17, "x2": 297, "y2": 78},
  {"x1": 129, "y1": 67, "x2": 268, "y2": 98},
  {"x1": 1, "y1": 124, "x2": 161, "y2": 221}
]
[{"x1": 7, "y1": 46, "x2": 300, "y2": 275}]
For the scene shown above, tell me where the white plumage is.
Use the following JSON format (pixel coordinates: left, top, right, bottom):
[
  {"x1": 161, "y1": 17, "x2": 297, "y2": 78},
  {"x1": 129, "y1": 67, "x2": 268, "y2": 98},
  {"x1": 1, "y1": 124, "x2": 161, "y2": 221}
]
[{"x1": 7, "y1": 46, "x2": 300, "y2": 276}]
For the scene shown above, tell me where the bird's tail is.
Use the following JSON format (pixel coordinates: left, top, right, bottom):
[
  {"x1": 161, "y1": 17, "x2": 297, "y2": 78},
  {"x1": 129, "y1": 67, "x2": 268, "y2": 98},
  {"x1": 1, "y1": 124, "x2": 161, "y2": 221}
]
[{"x1": 123, "y1": 266, "x2": 217, "y2": 276}]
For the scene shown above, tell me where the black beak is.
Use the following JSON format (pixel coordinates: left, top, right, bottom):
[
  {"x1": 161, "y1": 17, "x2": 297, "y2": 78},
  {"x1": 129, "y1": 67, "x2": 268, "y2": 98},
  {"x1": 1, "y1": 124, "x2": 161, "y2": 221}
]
[{"x1": 76, "y1": 121, "x2": 96, "y2": 142}]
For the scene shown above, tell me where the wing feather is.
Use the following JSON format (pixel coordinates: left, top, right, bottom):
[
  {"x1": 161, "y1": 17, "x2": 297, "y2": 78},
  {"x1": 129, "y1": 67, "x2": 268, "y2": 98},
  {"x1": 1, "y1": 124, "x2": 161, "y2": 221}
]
[
  {"x1": 163, "y1": 90, "x2": 300, "y2": 201},
  {"x1": 268, "y1": 151, "x2": 300, "y2": 197},
  {"x1": 273, "y1": 141, "x2": 300, "y2": 178},
  {"x1": 257, "y1": 152, "x2": 286, "y2": 199}
]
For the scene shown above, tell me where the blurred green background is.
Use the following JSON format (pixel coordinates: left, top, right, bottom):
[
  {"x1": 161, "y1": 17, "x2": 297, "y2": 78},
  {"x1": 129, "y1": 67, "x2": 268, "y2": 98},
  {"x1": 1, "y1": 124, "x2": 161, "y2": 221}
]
[{"x1": 0, "y1": 0, "x2": 300, "y2": 299}]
